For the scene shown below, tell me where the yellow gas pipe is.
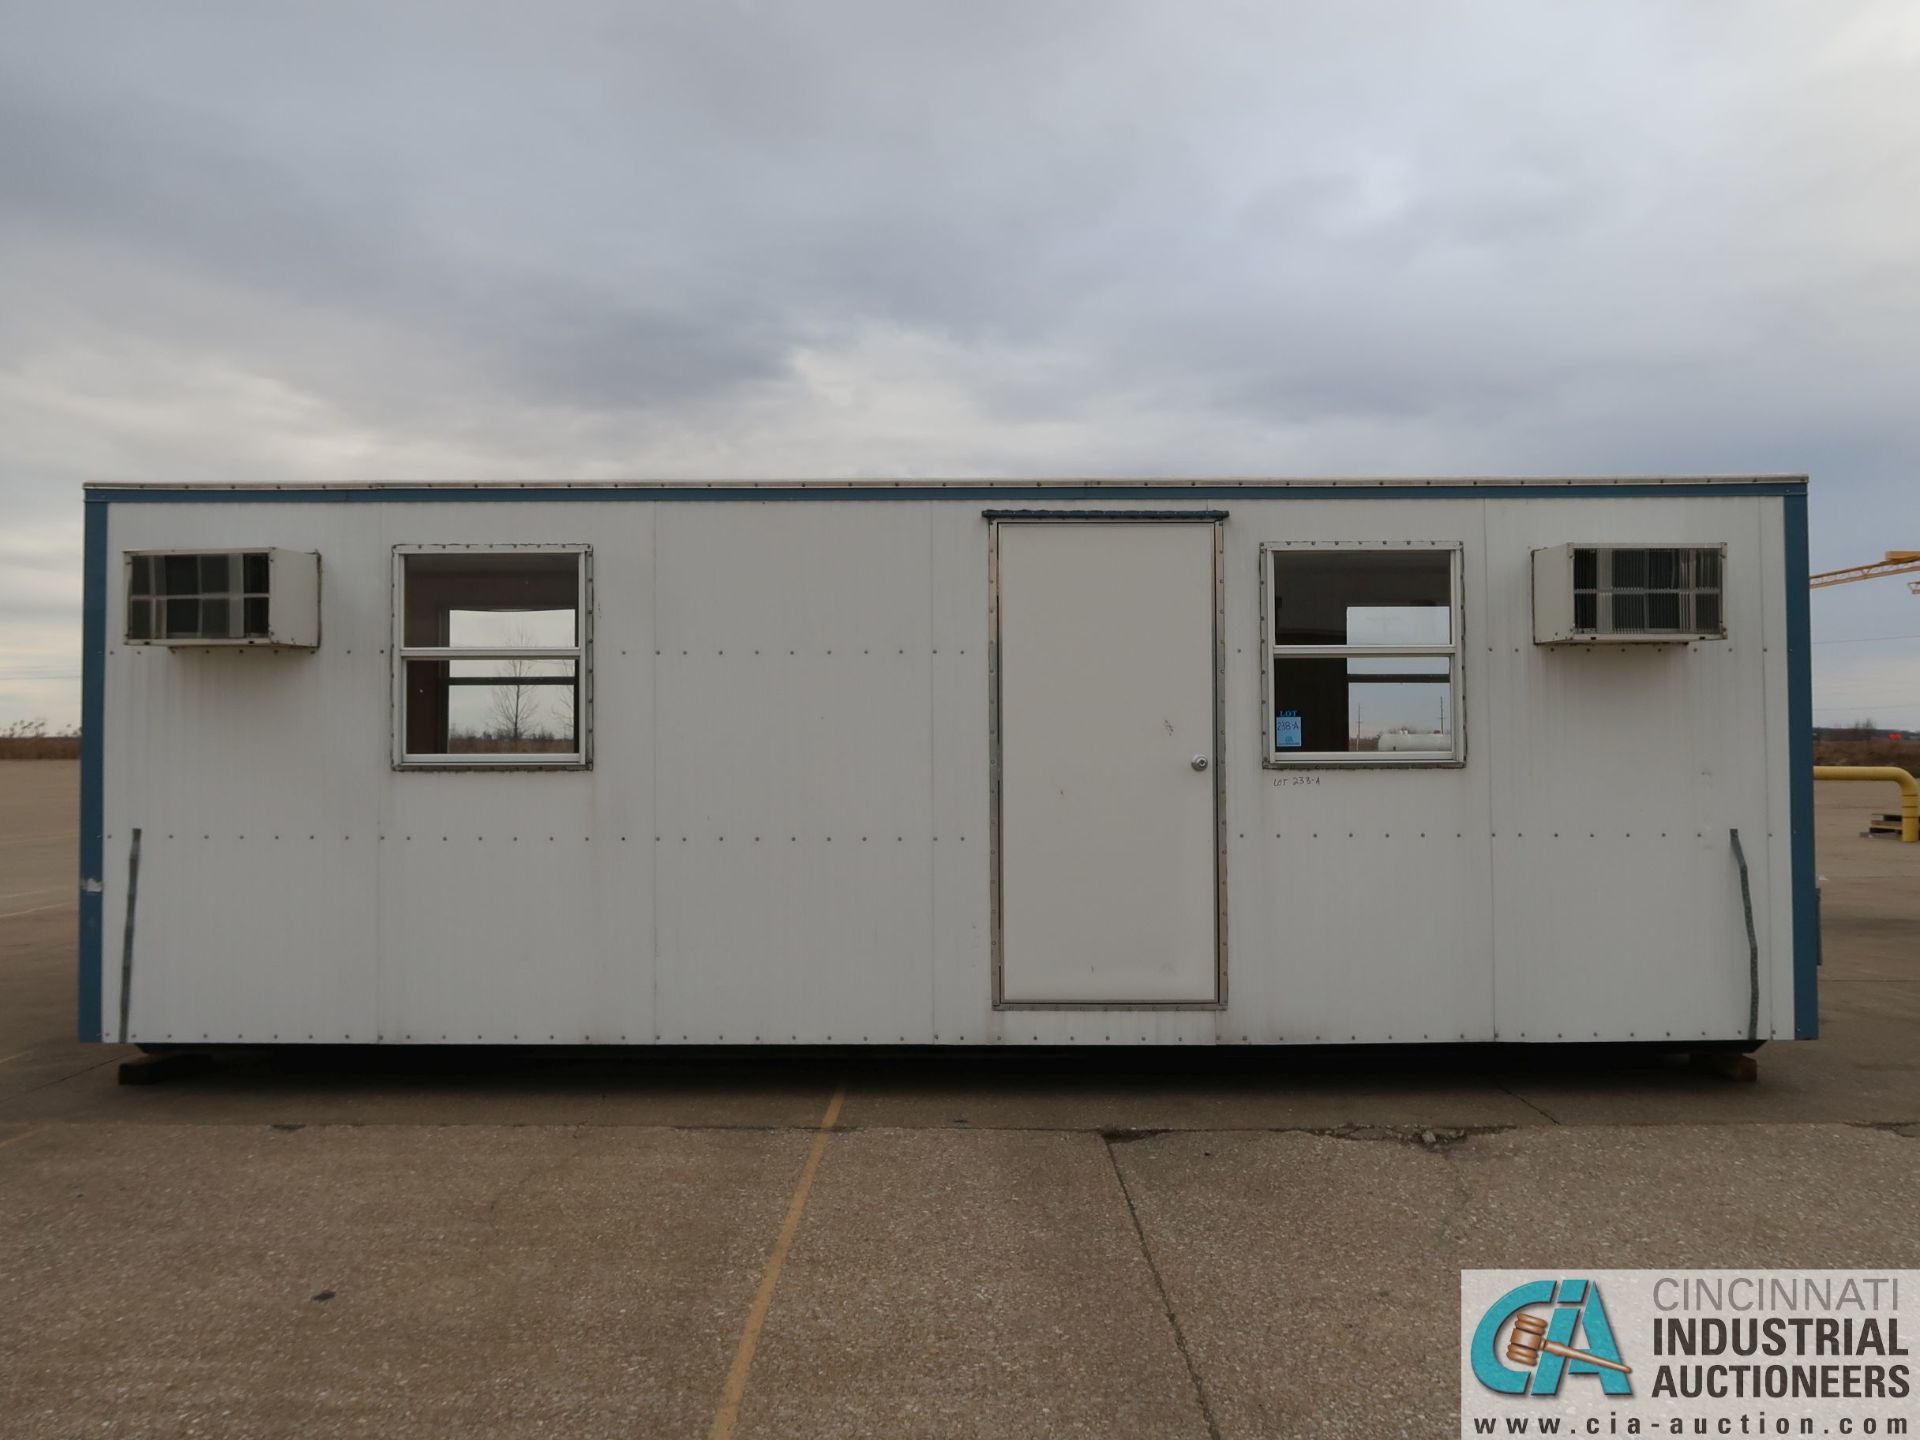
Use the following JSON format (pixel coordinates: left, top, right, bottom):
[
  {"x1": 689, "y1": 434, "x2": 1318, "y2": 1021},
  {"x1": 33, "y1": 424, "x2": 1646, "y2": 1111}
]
[{"x1": 1813, "y1": 766, "x2": 1919, "y2": 843}]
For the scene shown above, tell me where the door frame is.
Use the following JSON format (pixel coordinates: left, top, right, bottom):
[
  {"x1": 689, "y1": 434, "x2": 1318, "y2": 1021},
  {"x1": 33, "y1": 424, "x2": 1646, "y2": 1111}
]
[{"x1": 985, "y1": 510, "x2": 1230, "y2": 1010}]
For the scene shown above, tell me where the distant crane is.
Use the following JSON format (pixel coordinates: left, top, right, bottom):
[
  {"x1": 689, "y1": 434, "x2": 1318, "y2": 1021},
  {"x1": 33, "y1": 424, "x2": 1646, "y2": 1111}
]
[{"x1": 1810, "y1": 551, "x2": 1920, "y2": 592}]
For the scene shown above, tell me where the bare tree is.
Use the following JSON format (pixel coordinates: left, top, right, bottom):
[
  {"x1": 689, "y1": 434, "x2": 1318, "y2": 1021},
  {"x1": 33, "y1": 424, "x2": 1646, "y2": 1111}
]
[
  {"x1": 486, "y1": 661, "x2": 542, "y2": 742},
  {"x1": 486, "y1": 627, "x2": 547, "y2": 744}
]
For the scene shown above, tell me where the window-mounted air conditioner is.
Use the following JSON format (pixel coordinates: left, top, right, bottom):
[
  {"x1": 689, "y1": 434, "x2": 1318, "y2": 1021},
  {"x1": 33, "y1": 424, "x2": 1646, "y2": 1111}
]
[
  {"x1": 124, "y1": 549, "x2": 320, "y2": 649},
  {"x1": 1532, "y1": 544, "x2": 1725, "y2": 644}
]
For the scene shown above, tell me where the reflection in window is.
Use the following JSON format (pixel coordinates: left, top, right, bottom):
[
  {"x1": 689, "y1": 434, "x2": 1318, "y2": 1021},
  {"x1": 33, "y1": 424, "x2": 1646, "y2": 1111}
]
[
  {"x1": 403, "y1": 659, "x2": 579, "y2": 756},
  {"x1": 1271, "y1": 548, "x2": 1451, "y2": 646},
  {"x1": 396, "y1": 551, "x2": 587, "y2": 765},
  {"x1": 1266, "y1": 548, "x2": 1461, "y2": 763}
]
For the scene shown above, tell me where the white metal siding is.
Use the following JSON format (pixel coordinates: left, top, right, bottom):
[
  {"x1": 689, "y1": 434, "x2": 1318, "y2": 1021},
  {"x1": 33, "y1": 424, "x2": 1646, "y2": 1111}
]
[
  {"x1": 1483, "y1": 500, "x2": 1780, "y2": 1041},
  {"x1": 650, "y1": 505, "x2": 937, "y2": 1042},
  {"x1": 97, "y1": 491, "x2": 1796, "y2": 1046},
  {"x1": 1226, "y1": 503, "x2": 1494, "y2": 1044}
]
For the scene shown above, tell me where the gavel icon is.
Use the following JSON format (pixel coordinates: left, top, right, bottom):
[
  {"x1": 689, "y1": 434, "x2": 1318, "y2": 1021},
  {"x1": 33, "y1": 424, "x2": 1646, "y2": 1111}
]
[{"x1": 1506, "y1": 1313, "x2": 1633, "y2": 1375}]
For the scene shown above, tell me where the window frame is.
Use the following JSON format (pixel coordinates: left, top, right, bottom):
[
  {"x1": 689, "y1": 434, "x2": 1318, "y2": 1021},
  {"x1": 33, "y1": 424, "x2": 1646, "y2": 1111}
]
[
  {"x1": 390, "y1": 543, "x2": 593, "y2": 771},
  {"x1": 1259, "y1": 540, "x2": 1465, "y2": 768}
]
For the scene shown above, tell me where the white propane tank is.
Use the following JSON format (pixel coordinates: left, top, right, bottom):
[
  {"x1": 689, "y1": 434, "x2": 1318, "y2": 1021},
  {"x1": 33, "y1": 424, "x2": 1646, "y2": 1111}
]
[{"x1": 1375, "y1": 731, "x2": 1452, "y2": 752}]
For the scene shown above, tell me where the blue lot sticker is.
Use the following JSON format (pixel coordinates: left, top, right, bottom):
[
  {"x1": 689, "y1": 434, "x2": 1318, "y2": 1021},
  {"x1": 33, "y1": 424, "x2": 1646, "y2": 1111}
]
[{"x1": 1275, "y1": 711, "x2": 1302, "y2": 748}]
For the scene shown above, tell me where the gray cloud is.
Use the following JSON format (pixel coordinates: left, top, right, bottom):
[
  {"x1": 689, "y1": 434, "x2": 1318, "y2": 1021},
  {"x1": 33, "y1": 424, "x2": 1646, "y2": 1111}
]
[{"x1": 2, "y1": 0, "x2": 1919, "y2": 725}]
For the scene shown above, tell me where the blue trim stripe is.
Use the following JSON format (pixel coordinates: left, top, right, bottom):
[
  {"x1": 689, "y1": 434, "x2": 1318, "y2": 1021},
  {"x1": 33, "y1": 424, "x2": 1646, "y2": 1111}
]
[
  {"x1": 1783, "y1": 492, "x2": 1818, "y2": 1039},
  {"x1": 78, "y1": 501, "x2": 107, "y2": 1042},
  {"x1": 87, "y1": 481, "x2": 1806, "y2": 504}
]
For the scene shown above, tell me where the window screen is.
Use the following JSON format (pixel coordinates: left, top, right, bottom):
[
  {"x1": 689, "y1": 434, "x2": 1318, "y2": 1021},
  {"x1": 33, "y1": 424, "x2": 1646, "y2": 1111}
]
[
  {"x1": 1264, "y1": 547, "x2": 1462, "y2": 764},
  {"x1": 395, "y1": 550, "x2": 587, "y2": 765}
]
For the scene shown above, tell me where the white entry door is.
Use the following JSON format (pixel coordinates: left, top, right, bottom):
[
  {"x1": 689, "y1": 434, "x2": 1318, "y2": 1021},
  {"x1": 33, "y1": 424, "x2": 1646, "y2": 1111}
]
[{"x1": 993, "y1": 518, "x2": 1222, "y2": 1005}]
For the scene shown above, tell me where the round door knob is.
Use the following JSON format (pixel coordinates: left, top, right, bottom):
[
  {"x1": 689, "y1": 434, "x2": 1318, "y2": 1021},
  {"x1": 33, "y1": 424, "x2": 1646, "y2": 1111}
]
[{"x1": 1191, "y1": 755, "x2": 1209, "y2": 771}]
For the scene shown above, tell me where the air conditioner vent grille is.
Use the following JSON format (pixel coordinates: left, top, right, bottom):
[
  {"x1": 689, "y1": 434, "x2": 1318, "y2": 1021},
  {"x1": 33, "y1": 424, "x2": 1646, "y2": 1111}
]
[
  {"x1": 1570, "y1": 546, "x2": 1723, "y2": 636},
  {"x1": 1534, "y1": 543, "x2": 1726, "y2": 644}
]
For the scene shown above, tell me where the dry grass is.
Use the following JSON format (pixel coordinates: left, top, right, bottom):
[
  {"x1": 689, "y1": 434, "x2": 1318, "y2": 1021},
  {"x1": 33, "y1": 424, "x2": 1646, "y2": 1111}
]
[
  {"x1": 1813, "y1": 738, "x2": 1920, "y2": 771},
  {"x1": 443, "y1": 736, "x2": 574, "y2": 755},
  {"x1": 0, "y1": 737, "x2": 81, "y2": 760}
]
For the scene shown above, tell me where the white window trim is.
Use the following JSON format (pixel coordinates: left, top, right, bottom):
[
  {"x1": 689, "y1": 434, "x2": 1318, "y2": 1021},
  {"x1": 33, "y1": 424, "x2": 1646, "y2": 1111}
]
[
  {"x1": 1259, "y1": 540, "x2": 1465, "y2": 768},
  {"x1": 391, "y1": 543, "x2": 593, "y2": 770}
]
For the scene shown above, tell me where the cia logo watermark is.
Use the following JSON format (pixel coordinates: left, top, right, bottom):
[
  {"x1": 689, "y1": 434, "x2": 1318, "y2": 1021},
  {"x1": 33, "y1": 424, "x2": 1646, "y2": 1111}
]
[
  {"x1": 1470, "y1": 1278, "x2": 1633, "y2": 1397},
  {"x1": 1460, "y1": 1270, "x2": 1915, "y2": 1437}
]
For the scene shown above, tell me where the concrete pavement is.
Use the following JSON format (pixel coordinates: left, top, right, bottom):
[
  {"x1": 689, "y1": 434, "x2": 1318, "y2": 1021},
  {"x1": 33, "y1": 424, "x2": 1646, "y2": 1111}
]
[{"x1": 2, "y1": 760, "x2": 1917, "y2": 1439}]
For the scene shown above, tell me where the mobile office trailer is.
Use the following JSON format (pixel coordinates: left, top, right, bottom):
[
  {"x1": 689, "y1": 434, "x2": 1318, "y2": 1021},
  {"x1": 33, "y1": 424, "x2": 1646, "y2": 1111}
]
[{"x1": 79, "y1": 477, "x2": 1816, "y2": 1049}]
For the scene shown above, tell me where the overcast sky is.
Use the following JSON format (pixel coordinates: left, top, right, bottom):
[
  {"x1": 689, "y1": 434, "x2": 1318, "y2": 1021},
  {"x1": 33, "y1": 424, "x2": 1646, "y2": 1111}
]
[{"x1": 3, "y1": 1, "x2": 1918, "y2": 729}]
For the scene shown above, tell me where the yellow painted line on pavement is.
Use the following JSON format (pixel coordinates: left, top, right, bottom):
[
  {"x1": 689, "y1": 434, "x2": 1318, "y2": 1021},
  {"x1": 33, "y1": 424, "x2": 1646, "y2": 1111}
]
[
  {"x1": 0, "y1": 1050, "x2": 34, "y2": 1065},
  {"x1": 0, "y1": 1128, "x2": 46, "y2": 1154},
  {"x1": 707, "y1": 1080, "x2": 848, "y2": 1440},
  {"x1": 0, "y1": 900, "x2": 74, "y2": 921}
]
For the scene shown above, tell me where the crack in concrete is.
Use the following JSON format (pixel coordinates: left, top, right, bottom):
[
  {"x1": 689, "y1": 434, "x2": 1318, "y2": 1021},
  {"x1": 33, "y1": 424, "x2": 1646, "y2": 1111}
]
[
  {"x1": 1489, "y1": 1077, "x2": 1563, "y2": 1124},
  {"x1": 1, "y1": 1053, "x2": 123, "y2": 1101},
  {"x1": 1101, "y1": 1134, "x2": 1223, "y2": 1440},
  {"x1": 1847, "y1": 1120, "x2": 1920, "y2": 1138},
  {"x1": 1432, "y1": 1135, "x2": 1487, "y2": 1254},
  {"x1": 12, "y1": 1114, "x2": 1920, "y2": 1143},
  {"x1": 1315, "y1": 1124, "x2": 1487, "y2": 1148}
]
